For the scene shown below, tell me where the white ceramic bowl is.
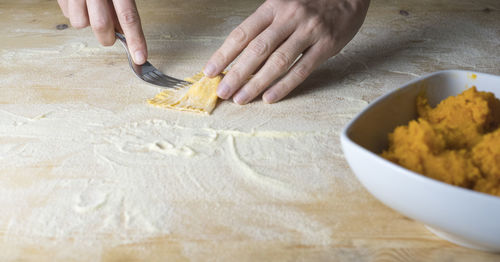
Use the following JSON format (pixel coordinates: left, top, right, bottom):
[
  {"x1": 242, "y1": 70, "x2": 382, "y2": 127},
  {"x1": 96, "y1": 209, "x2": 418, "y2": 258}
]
[{"x1": 340, "y1": 70, "x2": 500, "y2": 252}]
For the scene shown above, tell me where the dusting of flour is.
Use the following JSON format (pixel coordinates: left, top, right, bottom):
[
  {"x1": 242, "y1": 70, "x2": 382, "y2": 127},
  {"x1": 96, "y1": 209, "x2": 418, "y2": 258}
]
[{"x1": 0, "y1": 103, "x2": 344, "y2": 246}]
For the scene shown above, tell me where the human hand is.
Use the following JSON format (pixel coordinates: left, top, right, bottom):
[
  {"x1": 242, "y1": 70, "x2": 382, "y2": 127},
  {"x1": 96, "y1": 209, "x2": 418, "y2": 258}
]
[
  {"x1": 57, "y1": 0, "x2": 147, "y2": 64},
  {"x1": 204, "y1": 0, "x2": 370, "y2": 104}
]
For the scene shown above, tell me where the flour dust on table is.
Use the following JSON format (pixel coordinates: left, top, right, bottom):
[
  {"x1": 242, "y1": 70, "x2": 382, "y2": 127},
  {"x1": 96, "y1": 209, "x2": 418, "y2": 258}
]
[{"x1": 0, "y1": 103, "x2": 340, "y2": 246}]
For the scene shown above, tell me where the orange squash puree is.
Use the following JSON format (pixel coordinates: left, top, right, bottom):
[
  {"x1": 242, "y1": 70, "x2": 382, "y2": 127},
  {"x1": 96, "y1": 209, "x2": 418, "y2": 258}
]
[{"x1": 381, "y1": 87, "x2": 500, "y2": 197}]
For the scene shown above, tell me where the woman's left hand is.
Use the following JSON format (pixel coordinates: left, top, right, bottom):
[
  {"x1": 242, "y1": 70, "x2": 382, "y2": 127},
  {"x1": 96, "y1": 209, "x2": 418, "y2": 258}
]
[{"x1": 203, "y1": 0, "x2": 370, "y2": 104}]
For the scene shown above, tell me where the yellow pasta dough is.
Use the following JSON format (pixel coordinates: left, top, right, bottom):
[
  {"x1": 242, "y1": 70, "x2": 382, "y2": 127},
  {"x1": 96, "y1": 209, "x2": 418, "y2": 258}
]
[{"x1": 148, "y1": 72, "x2": 223, "y2": 114}]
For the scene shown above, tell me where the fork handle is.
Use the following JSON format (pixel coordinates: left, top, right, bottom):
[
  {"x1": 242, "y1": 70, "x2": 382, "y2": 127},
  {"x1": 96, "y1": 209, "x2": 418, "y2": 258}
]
[
  {"x1": 115, "y1": 32, "x2": 127, "y2": 45},
  {"x1": 115, "y1": 32, "x2": 129, "y2": 53},
  {"x1": 115, "y1": 32, "x2": 141, "y2": 68}
]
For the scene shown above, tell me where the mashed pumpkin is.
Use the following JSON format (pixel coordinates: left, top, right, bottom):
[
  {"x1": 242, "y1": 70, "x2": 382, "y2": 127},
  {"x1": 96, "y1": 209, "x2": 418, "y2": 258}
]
[{"x1": 381, "y1": 86, "x2": 500, "y2": 197}]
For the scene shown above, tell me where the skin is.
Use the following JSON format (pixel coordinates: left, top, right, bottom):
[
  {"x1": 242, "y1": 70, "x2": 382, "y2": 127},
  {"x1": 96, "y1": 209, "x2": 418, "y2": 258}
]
[
  {"x1": 57, "y1": 0, "x2": 370, "y2": 104},
  {"x1": 57, "y1": 0, "x2": 148, "y2": 65},
  {"x1": 205, "y1": 0, "x2": 370, "y2": 104}
]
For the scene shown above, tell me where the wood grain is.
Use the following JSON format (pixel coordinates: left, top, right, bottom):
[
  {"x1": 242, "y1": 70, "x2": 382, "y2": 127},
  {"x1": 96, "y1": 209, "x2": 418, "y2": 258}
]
[{"x1": 1, "y1": 0, "x2": 500, "y2": 261}]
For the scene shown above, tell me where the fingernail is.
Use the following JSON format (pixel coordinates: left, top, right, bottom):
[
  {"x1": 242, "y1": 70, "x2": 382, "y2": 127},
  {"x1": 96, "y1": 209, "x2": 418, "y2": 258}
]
[
  {"x1": 217, "y1": 82, "x2": 230, "y2": 99},
  {"x1": 204, "y1": 62, "x2": 216, "y2": 76},
  {"x1": 233, "y1": 91, "x2": 248, "y2": 105},
  {"x1": 134, "y1": 50, "x2": 146, "y2": 65},
  {"x1": 263, "y1": 92, "x2": 277, "y2": 104}
]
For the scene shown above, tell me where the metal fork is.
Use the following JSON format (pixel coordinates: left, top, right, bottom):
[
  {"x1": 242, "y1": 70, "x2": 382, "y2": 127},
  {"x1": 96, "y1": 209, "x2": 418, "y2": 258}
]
[{"x1": 115, "y1": 32, "x2": 190, "y2": 88}]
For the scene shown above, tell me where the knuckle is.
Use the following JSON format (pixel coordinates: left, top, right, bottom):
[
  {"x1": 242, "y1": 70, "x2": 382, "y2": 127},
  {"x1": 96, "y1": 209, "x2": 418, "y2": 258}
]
[
  {"x1": 228, "y1": 67, "x2": 243, "y2": 84},
  {"x1": 250, "y1": 79, "x2": 267, "y2": 94},
  {"x1": 246, "y1": 81, "x2": 267, "y2": 98},
  {"x1": 119, "y1": 8, "x2": 140, "y2": 25},
  {"x1": 319, "y1": 38, "x2": 336, "y2": 55},
  {"x1": 263, "y1": 0, "x2": 279, "y2": 10},
  {"x1": 292, "y1": 64, "x2": 310, "y2": 80},
  {"x1": 258, "y1": 1, "x2": 275, "y2": 14},
  {"x1": 244, "y1": 84, "x2": 259, "y2": 97},
  {"x1": 229, "y1": 26, "x2": 248, "y2": 44},
  {"x1": 269, "y1": 51, "x2": 290, "y2": 70},
  {"x1": 277, "y1": 82, "x2": 288, "y2": 93},
  {"x1": 282, "y1": 1, "x2": 305, "y2": 19},
  {"x1": 302, "y1": 15, "x2": 325, "y2": 36},
  {"x1": 307, "y1": 15, "x2": 323, "y2": 30},
  {"x1": 213, "y1": 50, "x2": 227, "y2": 66},
  {"x1": 70, "y1": 19, "x2": 88, "y2": 29},
  {"x1": 273, "y1": 82, "x2": 290, "y2": 98},
  {"x1": 100, "y1": 37, "x2": 115, "y2": 46},
  {"x1": 92, "y1": 18, "x2": 108, "y2": 32},
  {"x1": 340, "y1": 0, "x2": 360, "y2": 14},
  {"x1": 286, "y1": 1, "x2": 303, "y2": 14},
  {"x1": 248, "y1": 38, "x2": 268, "y2": 56},
  {"x1": 91, "y1": 17, "x2": 110, "y2": 32},
  {"x1": 71, "y1": 23, "x2": 85, "y2": 29}
]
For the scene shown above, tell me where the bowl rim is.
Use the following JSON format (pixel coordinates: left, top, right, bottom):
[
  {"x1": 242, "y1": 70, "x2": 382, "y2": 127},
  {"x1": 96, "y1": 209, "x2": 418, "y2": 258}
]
[{"x1": 340, "y1": 69, "x2": 500, "y2": 202}]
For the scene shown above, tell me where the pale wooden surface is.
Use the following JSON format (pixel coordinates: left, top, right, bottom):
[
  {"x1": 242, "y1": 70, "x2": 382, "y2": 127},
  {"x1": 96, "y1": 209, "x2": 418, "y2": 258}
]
[{"x1": 1, "y1": 0, "x2": 500, "y2": 261}]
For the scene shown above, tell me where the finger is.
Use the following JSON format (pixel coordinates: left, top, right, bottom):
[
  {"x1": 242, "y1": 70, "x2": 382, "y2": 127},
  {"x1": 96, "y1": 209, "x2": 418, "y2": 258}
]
[
  {"x1": 217, "y1": 23, "x2": 295, "y2": 100},
  {"x1": 57, "y1": 0, "x2": 69, "y2": 18},
  {"x1": 68, "y1": 0, "x2": 89, "y2": 29},
  {"x1": 263, "y1": 41, "x2": 330, "y2": 103},
  {"x1": 87, "y1": 0, "x2": 115, "y2": 46},
  {"x1": 203, "y1": 4, "x2": 274, "y2": 77},
  {"x1": 112, "y1": 0, "x2": 147, "y2": 64},
  {"x1": 108, "y1": 0, "x2": 123, "y2": 33},
  {"x1": 232, "y1": 30, "x2": 313, "y2": 105}
]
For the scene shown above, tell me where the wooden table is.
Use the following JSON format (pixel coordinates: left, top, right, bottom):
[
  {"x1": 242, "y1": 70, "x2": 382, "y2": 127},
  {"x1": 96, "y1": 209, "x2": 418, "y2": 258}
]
[{"x1": 1, "y1": 0, "x2": 499, "y2": 261}]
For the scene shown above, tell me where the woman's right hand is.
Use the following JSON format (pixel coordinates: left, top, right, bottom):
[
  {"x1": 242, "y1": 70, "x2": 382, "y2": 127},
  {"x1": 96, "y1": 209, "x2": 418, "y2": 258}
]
[{"x1": 57, "y1": 0, "x2": 148, "y2": 65}]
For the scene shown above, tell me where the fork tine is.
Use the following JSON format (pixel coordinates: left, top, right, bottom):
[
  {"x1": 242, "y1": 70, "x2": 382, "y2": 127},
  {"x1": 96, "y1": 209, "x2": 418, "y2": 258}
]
[
  {"x1": 143, "y1": 71, "x2": 186, "y2": 88},
  {"x1": 142, "y1": 73, "x2": 158, "y2": 82},
  {"x1": 155, "y1": 73, "x2": 188, "y2": 85},
  {"x1": 147, "y1": 72, "x2": 179, "y2": 85},
  {"x1": 150, "y1": 72, "x2": 191, "y2": 88},
  {"x1": 115, "y1": 32, "x2": 191, "y2": 89},
  {"x1": 152, "y1": 69, "x2": 174, "y2": 79},
  {"x1": 153, "y1": 70, "x2": 189, "y2": 84}
]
